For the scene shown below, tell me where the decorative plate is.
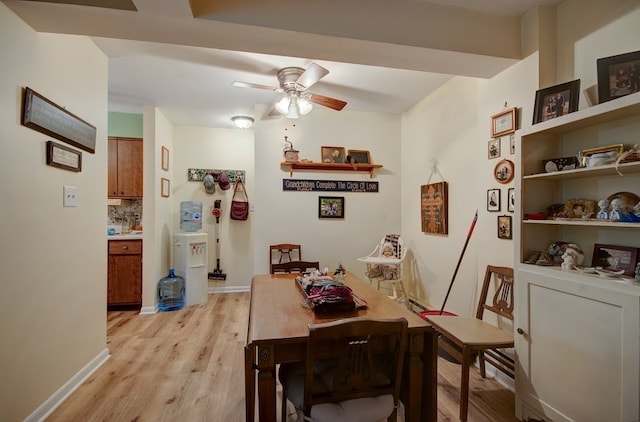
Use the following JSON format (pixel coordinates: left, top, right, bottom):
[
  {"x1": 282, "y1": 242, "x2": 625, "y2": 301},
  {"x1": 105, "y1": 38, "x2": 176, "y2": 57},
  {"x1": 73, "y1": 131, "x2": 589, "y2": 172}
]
[{"x1": 606, "y1": 191, "x2": 640, "y2": 214}]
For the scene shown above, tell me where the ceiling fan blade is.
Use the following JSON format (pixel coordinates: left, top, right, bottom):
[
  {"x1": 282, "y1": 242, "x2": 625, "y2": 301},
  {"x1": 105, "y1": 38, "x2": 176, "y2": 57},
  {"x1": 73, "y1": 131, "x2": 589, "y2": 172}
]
[
  {"x1": 296, "y1": 63, "x2": 329, "y2": 90},
  {"x1": 307, "y1": 93, "x2": 347, "y2": 111},
  {"x1": 232, "y1": 81, "x2": 282, "y2": 92}
]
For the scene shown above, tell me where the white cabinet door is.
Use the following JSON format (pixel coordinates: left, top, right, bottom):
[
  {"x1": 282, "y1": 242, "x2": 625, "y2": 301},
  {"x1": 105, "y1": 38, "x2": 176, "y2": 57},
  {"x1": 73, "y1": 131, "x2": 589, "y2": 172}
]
[{"x1": 515, "y1": 268, "x2": 640, "y2": 422}]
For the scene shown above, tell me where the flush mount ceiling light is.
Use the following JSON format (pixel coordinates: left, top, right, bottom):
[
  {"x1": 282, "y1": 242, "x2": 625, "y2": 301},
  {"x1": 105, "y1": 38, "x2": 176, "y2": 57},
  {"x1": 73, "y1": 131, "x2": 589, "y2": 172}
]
[{"x1": 231, "y1": 115, "x2": 254, "y2": 129}]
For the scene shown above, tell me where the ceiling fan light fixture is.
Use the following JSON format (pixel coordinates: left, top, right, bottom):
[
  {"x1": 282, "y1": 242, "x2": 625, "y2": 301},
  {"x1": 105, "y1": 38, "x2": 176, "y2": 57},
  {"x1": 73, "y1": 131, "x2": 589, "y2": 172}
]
[
  {"x1": 286, "y1": 100, "x2": 300, "y2": 119},
  {"x1": 297, "y1": 97, "x2": 313, "y2": 115},
  {"x1": 231, "y1": 115, "x2": 254, "y2": 129},
  {"x1": 275, "y1": 95, "x2": 291, "y2": 114}
]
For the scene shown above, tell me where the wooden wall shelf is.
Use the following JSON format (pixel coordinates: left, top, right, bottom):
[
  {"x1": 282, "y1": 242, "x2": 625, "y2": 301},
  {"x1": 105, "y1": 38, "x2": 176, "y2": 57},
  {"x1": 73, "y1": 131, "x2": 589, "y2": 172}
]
[{"x1": 281, "y1": 162, "x2": 383, "y2": 178}]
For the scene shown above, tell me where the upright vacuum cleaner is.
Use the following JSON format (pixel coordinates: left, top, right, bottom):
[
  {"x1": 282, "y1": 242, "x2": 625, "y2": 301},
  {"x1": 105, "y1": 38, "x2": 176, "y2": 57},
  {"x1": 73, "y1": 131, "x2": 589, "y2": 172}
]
[{"x1": 208, "y1": 199, "x2": 227, "y2": 280}]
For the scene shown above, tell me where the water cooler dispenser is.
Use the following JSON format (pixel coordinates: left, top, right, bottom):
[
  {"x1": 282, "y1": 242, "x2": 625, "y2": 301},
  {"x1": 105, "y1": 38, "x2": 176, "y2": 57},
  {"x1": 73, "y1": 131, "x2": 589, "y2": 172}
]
[{"x1": 173, "y1": 232, "x2": 208, "y2": 306}]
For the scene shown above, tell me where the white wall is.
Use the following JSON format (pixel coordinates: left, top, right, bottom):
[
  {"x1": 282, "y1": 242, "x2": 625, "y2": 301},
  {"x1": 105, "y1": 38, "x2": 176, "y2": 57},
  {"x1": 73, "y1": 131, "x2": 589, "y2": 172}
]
[
  {"x1": 253, "y1": 107, "x2": 402, "y2": 278},
  {"x1": 0, "y1": 4, "x2": 108, "y2": 421},
  {"x1": 171, "y1": 125, "x2": 255, "y2": 289}
]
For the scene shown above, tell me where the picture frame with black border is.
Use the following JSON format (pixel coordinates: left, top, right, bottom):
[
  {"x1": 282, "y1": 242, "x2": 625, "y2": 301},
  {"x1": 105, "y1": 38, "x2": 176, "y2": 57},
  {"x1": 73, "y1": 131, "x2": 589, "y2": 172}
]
[
  {"x1": 508, "y1": 188, "x2": 515, "y2": 212},
  {"x1": 497, "y1": 215, "x2": 512, "y2": 239},
  {"x1": 487, "y1": 189, "x2": 500, "y2": 212},
  {"x1": 488, "y1": 138, "x2": 501, "y2": 159},
  {"x1": 592, "y1": 243, "x2": 638, "y2": 277},
  {"x1": 46, "y1": 140, "x2": 82, "y2": 172},
  {"x1": 347, "y1": 149, "x2": 370, "y2": 164},
  {"x1": 597, "y1": 50, "x2": 640, "y2": 104},
  {"x1": 319, "y1": 196, "x2": 344, "y2": 219},
  {"x1": 532, "y1": 79, "x2": 580, "y2": 124},
  {"x1": 490, "y1": 107, "x2": 517, "y2": 137}
]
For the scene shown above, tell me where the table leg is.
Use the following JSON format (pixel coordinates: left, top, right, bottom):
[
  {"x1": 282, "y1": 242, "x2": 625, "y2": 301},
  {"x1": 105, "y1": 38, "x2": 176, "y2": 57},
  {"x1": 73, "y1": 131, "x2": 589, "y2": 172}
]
[
  {"x1": 404, "y1": 331, "x2": 424, "y2": 422},
  {"x1": 244, "y1": 344, "x2": 255, "y2": 422},
  {"x1": 424, "y1": 330, "x2": 438, "y2": 422},
  {"x1": 256, "y1": 343, "x2": 277, "y2": 421}
]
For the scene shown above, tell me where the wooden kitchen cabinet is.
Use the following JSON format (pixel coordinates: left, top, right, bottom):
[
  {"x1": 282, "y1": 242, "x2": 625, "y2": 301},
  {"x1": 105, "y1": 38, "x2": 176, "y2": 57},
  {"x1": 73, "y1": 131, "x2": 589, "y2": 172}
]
[
  {"x1": 108, "y1": 137, "x2": 143, "y2": 198},
  {"x1": 108, "y1": 239, "x2": 142, "y2": 308}
]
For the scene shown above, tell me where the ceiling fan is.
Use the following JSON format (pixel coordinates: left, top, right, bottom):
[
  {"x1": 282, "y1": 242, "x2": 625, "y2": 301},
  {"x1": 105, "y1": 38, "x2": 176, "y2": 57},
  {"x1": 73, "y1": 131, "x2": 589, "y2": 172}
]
[{"x1": 232, "y1": 62, "x2": 347, "y2": 118}]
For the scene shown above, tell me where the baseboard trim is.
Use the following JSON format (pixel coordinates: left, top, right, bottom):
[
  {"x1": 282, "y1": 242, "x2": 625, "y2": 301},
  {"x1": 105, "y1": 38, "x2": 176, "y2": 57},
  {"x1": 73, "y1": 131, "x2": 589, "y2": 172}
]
[
  {"x1": 139, "y1": 306, "x2": 157, "y2": 315},
  {"x1": 25, "y1": 348, "x2": 110, "y2": 422},
  {"x1": 209, "y1": 285, "x2": 250, "y2": 294}
]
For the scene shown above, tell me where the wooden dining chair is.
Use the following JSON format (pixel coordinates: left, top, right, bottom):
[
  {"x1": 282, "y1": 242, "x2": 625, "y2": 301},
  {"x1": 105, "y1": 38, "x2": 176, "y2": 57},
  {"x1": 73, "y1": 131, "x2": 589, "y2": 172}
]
[
  {"x1": 269, "y1": 243, "x2": 302, "y2": 273},
  {"x1": 271, "y1": 261, "x2": 320, "y2": 274},
  {"x1": 279, "y1": 317, "x2": 408, "y2": 422},
  {"x1": 425, "y1": 265, "x2": 515, "y2": 422}
]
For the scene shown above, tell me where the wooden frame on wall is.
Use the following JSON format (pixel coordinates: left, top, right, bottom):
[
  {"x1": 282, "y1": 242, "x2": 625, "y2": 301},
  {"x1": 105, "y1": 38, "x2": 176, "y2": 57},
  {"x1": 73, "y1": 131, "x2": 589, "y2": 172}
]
[
  {"x1": 487, "y1": 189, "x2": 500, "y2": 212},
  {"x1": 497, "y1": 215, "x2": 512, "y2": 239},
  {"x1": 420, "y1": 181, "x2": 449, "y2": 235},
  {"x1": 490, "y1": 107, "x2": 517, "y2": 138},
  {"x1": 161, "y1": 178, "x2": 170, "y2": 198},
  {"x1": 161, "y1": 146, "x2": 169, "y2": 171},
  {"x1": 46, "y1": 140, "x2": 82, "y2": 172}
]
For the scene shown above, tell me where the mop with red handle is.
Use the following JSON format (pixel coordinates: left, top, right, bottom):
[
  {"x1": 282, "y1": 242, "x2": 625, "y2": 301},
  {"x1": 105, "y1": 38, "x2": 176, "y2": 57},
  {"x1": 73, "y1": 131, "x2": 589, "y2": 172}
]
[{"x1": 208, "y1": 199, "x2": 227, "y2": 280}]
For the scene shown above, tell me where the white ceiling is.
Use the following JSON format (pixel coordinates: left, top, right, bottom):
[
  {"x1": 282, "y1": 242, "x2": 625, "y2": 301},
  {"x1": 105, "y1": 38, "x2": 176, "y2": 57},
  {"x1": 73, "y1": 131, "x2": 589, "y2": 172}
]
[{"x1": 4, "y1": 0, "x2": 562, "y2": 128}]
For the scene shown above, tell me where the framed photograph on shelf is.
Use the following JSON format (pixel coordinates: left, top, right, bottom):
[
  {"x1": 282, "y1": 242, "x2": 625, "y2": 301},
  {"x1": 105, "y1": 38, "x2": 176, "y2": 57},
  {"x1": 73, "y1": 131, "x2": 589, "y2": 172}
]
[
  {"x1": 487, "y1": 189, "x2": 501, "y2": 212},
  {"x1": 507, "y1": 188, "x2": 515, "y2": 212},
  {"x1": 321, "y1": 146, "x2": 346, "y2": 163},
  {"x1": 46, "y1": 140, "x2": 82, "y2": 172},
  {"x1": 161, "y1": 177, "x2": 170, "y2": 198},
  {"x1": 497, "y1": 215, "x2": 512, "y2": 239},
  {"x1": 532, "y1": 79, "x2": 580, "y2": 124},
  {"x1": 592, "y1": 244, "x2": 638, "y2": 276},
  {"x1": 347, "y1": 149, "x2": 370, "y2": 164},
  {"x1": 490, "y1": 107, "x2": 517, "y2": 137},
  {"x1": 597, "y1": 50, "x2": 640, "y2": 104},
  {"x1": 494, "y1": 159, "x2": 514, "y2": 184},
  {"x1": 319, "y1": 196, "x2": 344, "y2": 219},
  {"x1": 161, "y1": 146, "x2": 169, "y2": 171},
  {"x1": 579, "y1": 144, "x2": 624, "y2": 167}
]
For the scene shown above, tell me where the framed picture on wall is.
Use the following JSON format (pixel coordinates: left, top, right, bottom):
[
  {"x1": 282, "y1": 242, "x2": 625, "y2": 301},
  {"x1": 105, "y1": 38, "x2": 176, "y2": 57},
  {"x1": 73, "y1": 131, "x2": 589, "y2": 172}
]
[
  {"x1": 161, "y1": 177, "x2": 170, "y2": 198},
  {"x1": 507, "y1": 188, "x2": 515, "y2": 212},
  {"x1": 497, "y1": 215, "x2": 512, "y2": 239},
  {"x1": 487, "y1": 189, "x2": 501, "y2": 212},
  {"x1": 490, "y1": 107, "x2": 517, "y2": 137},
  {"x1": 421, "y1": 181, "x2": 449, "y2": 235},
  {"x1": 488, "y1": 138, "x2": 501, "y2": 159},
  {"x1": 319, "y1": 196, "x2": 344, "y2": 218},
  {"x1": 161, "y1": 146, "x2": 169, "y2": 171}
]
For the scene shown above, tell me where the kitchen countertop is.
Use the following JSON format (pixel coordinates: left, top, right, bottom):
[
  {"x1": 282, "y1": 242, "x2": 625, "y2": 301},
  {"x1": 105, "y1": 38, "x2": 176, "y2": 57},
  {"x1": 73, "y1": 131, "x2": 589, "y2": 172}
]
[{"x1": 108, "y1": 232, "x2": 143, "y2": 240}]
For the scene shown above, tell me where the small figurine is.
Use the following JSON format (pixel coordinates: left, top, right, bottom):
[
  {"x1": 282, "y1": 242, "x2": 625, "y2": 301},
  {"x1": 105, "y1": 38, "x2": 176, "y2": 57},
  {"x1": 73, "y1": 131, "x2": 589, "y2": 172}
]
[
  {"x1": 561, "y1": 245, "x2": 584, "y2": 270},
  {"x1": 609, "y1": 198, "x2": 623, "y2": 221},
  {"x1": 596, "y1": 199, "x2": 609, "y2": 219}
]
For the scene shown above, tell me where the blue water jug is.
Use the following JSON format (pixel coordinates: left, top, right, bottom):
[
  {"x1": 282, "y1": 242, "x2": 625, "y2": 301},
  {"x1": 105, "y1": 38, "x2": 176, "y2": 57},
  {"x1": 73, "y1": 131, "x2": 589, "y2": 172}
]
[{"x1": 158, "y1": 268, "x2": 185, "y2": 311}]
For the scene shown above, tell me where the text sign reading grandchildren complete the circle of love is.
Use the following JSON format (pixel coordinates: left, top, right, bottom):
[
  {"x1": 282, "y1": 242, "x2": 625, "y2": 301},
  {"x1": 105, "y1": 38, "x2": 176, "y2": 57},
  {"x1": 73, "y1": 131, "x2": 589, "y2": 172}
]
[{"x1": 283, "y1": 179, "x2": 379, "y2": 193}]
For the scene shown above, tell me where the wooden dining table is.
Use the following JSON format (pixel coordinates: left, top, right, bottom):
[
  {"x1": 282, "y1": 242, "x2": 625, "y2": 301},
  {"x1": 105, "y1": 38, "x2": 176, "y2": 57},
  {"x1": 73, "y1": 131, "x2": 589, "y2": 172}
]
[{"x1": 244, "y1": 271, "x2": 438, "y2": 421}]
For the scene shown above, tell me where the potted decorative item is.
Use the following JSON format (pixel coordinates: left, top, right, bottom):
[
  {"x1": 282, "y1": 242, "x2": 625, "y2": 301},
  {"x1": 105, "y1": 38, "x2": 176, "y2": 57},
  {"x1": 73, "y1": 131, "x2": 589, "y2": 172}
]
[{"x1": 283, "y1": 136, "x2": 299, "y2": 163}]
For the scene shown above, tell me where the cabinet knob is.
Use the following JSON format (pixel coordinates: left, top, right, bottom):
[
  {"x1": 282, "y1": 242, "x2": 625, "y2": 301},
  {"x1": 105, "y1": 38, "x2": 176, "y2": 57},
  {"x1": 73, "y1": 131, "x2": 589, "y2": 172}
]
[
  {"x1": 517, "y1": 328, "x2": 526, "y2": 336},
  {"x1": 122, "y1": 246, "x2": 129, "y2": 250}
]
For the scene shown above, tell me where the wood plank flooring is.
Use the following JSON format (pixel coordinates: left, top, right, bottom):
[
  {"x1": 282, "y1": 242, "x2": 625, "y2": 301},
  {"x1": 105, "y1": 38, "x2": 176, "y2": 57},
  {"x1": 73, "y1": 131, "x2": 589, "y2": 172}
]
[{"x1": 47, "y1": 292, "x2": 518, "y2": 421}]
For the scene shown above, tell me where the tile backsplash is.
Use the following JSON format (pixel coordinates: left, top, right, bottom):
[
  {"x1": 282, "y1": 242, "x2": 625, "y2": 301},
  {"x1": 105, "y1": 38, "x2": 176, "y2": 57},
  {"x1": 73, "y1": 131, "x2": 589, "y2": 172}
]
[{"x1": 108, "y1": 199, "x2": 142, "y2": 232}]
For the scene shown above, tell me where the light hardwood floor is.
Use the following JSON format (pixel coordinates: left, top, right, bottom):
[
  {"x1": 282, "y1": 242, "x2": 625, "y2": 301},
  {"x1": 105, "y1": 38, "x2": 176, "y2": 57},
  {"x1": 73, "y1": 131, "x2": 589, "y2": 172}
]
[{"x1": 47, "y1": 293, "x2": 518, "y2": 421}]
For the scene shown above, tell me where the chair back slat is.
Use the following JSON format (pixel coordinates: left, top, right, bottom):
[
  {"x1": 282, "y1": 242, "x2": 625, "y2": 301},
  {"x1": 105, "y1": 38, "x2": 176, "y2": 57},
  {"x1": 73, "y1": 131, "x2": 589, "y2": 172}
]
[
  {"x1": 269, "y1": 243, "x2": 302, "y2": 273},
  {"x1": 303, "y1": 317, "x2": 408, "y2": 417},
  {"x1": 271, "y1": 261, "x2": 320, "y2": 274},
  {"x1": 476, "y1": 265, "x2": 514, "y2": 321}
]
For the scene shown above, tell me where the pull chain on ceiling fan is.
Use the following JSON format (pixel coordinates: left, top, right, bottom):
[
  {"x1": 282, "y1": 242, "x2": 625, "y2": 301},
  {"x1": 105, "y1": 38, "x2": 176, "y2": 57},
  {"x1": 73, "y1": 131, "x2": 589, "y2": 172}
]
[{"x1": 232, "y1": 62, "x2": 347, "y2": 119}]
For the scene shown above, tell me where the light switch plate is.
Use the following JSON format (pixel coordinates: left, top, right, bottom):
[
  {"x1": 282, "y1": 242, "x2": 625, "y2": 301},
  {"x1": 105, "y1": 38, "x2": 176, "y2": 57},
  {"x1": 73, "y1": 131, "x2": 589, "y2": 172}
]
[{"x1": 63, "y1": 185, "x2": 78, "y2": 207}]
